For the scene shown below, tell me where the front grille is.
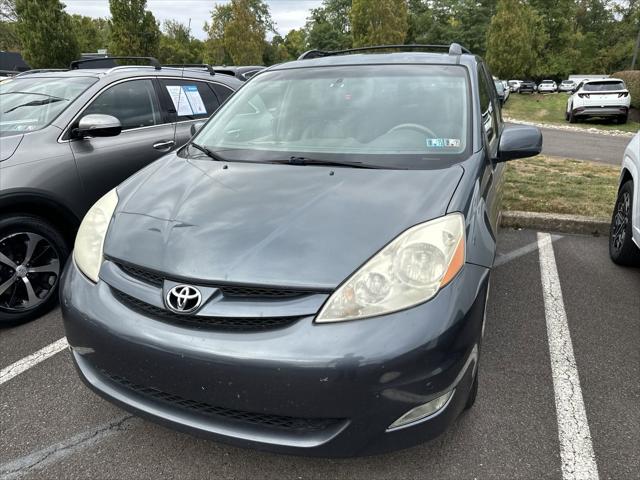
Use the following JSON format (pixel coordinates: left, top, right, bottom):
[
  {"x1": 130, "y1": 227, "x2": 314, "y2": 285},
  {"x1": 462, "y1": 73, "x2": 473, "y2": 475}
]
[
  {"x1": 116, "y1": 262, "x2": 317, "y2": 299},
  {"x1": 104, "y1": 371, "x2": 342, "y2": 432},
  {"x1": 112, "y1": 289, "x2": 302, "y2": 331}
]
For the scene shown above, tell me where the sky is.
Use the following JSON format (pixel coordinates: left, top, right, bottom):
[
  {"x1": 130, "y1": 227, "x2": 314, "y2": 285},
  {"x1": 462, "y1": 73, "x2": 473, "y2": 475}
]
[{"x1": 64, "y1": 0, "x2": 324, "y2": 39}]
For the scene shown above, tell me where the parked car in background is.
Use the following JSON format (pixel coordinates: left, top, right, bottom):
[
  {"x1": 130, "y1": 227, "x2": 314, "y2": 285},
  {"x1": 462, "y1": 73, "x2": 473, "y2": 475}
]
[
  {"x1": 0, "y1": 58, "x2": 241, "y2": 324},
  {"x1": 60, "y1": 43, "x2": 542, "y2": 457},
  {"x1": 211, "y1": 65, "x2": 266, "y2": 81},
  {"x1": 537, "y1": 79, "x2": 557, "y2": 93},
  {"x1": 566, "y1": 78, "x2": 630, "y2": 124},
  {"x1": 609, "y1": 132, "x2": 639, "y2": 265},
  {"x1": 519, "y1": 80, "x2": 537, "y2": 93},
  {"x1": 558, "y1": 80, "x2": 576, "y2": 92},
  {"x1": 508, "y1": 80, "x2": 522, "y2": 92},
  {"x1": 494, "y1": 79, "x2": 509, "y2": 104}
]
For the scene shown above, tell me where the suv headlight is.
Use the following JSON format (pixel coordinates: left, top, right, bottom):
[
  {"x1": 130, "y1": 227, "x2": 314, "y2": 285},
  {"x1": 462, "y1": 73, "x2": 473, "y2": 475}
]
[
  {"x1": 316, "y1": 213, "x2": 465, "y2": 323},
  {"x1": 73, "y1": 188, "x2": 118, "y2": 282}
]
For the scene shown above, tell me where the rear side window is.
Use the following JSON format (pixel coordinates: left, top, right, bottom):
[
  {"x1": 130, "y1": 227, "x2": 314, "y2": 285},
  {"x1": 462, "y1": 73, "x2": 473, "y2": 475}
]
[
  {"x1": 83, "y1": 79, "x2": 161, "y2": 130},
  {"x1": 211, "y1": 83, "x2": 235, "y2": 104},
  {"x1": 159, "y1": 79, "x2": 220, "y2": 121},
  {"x1": 583, "y1": 81, "x2": 625, "y2": 92}
]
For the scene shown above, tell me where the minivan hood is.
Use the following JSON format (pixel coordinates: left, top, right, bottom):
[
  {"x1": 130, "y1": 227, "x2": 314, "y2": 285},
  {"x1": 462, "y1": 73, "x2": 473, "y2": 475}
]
[
  {"x1": 0, "y1": 134, "x2": 23, "y2": 162},
  {"x1": 106, "y1": 155, "x2": 464, "y2": 289}
]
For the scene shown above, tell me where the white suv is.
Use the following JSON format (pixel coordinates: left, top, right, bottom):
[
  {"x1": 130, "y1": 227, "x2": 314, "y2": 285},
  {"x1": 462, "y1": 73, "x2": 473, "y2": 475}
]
[
  {"x1": 537, "y1": 79, "x2": 557, "y2": 93},
  {"x1": 567, "y1": 78, "x2": 631, "y2": 124},
  {"x1": 609, "y1": 132, "x2": 640, "y2": 266}
]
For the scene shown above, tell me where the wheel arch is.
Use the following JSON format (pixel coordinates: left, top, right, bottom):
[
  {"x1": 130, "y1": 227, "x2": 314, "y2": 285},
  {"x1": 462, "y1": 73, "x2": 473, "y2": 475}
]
[{"x1": 0, "y1": 191, "x2": 81, "y2": 245}]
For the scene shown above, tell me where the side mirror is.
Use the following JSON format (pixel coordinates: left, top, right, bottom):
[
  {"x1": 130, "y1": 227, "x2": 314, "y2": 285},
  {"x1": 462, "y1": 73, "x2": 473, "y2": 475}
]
[
  {"x1": 190, "y1": 121, "x2": 205, "y2": 136},
  {"x1": 75, "y1": 114, "x2": 121, "y2": 138},
  {"x1": 497, "y1": 125, "x2": 542, "y2": 162}
]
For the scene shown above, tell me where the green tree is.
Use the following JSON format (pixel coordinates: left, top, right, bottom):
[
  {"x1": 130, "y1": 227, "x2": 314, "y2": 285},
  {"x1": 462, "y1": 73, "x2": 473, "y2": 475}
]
[
  {"x1": 350, "y1": 0, "x2": 408, "y2": 47},
  {"x1": 108, "y1": 0, "x2": 160, "y2": 57},
  {"x1": 486, "y1": 0, "x2": 547, "y2": 78},
  {"x1": 203, "y1": 0, "x2": 273, "y2": 65},
  {"x1": 70, "y1": 15, "x2": 109, "y2": 52},
  {"x1": 305, "y1": 0, "x2": 352, "y2": 50},
  {"x1": 0, "y1": 0, "x2": 20, "y2": 51},
  {"x1": 158, "y1": 20, "x2": 202, "y2": 64},
  {"x1": 15, "y1": 0, "x2": 79, "y2": 68},
  {"x1": 283, "y1": 28, "x2": 307, "y2": 59}
]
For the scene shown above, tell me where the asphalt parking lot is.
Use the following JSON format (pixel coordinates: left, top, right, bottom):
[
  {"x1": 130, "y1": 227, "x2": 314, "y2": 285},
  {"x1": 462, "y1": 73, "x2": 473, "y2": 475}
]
[{"x1": 1, "y1": 228, "x2": 638, "y2": 480}]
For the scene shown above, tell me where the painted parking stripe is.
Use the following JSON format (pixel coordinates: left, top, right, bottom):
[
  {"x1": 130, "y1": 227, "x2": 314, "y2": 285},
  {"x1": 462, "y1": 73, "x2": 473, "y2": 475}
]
[
  {"x1": 0, "y1": 337, "x2": 68, "y2": 386},
  {"x1": 537, "y1": 232, "x2": 599, "y2": 480}
]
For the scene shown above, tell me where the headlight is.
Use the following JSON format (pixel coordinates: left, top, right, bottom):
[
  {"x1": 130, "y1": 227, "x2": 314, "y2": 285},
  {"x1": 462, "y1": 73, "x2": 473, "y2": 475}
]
[
  {"x1": 316, "y1": 213, "x2": 465, "y2": 323},
  {"x1": 73, "y1": 188, "x2": 118, "y2": 282}
]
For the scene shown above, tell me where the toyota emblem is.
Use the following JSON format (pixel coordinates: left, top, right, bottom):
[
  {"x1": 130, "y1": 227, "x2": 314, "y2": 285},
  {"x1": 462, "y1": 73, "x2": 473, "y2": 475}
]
[{"x1": 166, "y1": 285, "x2": 202, "y2": 314}]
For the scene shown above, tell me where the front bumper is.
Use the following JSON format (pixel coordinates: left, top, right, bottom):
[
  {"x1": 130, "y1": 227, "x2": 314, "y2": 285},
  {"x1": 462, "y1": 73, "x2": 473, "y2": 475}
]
[{"x1": 61, "y1": 260, "x2": 489, "y2": 457}]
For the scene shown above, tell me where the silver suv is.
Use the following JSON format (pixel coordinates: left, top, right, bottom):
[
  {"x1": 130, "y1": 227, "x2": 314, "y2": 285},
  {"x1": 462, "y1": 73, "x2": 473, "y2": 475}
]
[{"x1": 0, "y1": 58, "x2": 242, "y2": 324}]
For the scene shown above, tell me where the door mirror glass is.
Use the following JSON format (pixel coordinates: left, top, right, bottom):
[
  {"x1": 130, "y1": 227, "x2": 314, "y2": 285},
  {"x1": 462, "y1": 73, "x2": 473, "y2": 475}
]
[
  {"x1": 76, "y1": 114, "x2": 122, "y2": 138},
  {"x1": 190, "y1": 121, "x2": 205, "y2": 136},
  {"x1": 497, "y1": 125, "x2": 542, "y2": 162}
]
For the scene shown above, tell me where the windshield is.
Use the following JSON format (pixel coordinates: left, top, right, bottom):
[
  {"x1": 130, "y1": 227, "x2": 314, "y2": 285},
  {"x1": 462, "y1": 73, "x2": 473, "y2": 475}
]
[
  {"x1": 583, "y1": 81, "x2": 625, "y2": 92},
  {"x1": 0, "y1": 76, "x2": 97, "y2": 136},
  {"x1": 191, "y1": 65, "x2": 470, "y2": 169}
]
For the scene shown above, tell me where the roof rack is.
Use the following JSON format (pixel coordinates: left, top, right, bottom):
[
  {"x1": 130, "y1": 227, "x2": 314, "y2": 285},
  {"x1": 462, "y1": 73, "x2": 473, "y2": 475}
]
[
  {"x1": 70, "y1": 56, "x2": 161, "y2": 70},
  {"x1": 298, "y1": 43, "x2": 471, "y2": 60},
  {"x1": 164, "y1": 64, "x2": 216, "y2": 76}
]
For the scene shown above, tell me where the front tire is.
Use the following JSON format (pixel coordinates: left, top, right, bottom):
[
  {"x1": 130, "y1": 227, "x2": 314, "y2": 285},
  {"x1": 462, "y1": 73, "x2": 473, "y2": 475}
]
[
  {"x1": 568, "y1": 106, "x2": 577, "y2": 123},
  {"x1": 465, "y1": 370, "x2": 478, "y2": 410},
  {"x1": 0, "y1": 215, "x2": 69, "y2": 326},
  {"x1": 609, "y1": 180, "x2": 640, "y2": 266}
]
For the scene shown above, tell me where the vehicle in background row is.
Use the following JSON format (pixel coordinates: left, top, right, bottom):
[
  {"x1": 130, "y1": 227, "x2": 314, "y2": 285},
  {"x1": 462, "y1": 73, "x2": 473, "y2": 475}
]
[
  {"x1": 212, "y1": 65, "x2": 266, "y2": 81},
  {"x1": 537, "y1": 79, "x2": 557, "y2": 93},
  {"x1": 0, "y1": 57, "x2": 241, "y2": 325},
  {"x1": 610, "y1": 133, "x2": 640, "y2": 266},
  {"x1": 508, "y1": 80, "x2": 522, "y2": 92},
  {"x1": 558, "y1": 79, "x2": 576, "y2": 92},
  {"x1": 566, "y1": 78, "x2": 630, "y2": 124},
  {"x1": 518, "y1": 79, "x2": 537, "y2": 93},
  {"x1": 494, "y1": 79, "x2": 509, "y2": 104},
  {"x1": 61, "y1": 43, "x2": 542, "y2": 457}
]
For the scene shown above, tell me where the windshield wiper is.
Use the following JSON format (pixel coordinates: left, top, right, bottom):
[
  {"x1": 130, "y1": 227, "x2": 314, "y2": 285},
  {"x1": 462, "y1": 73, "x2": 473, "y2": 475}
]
[
  {"x1": 3, "y1": 97, "x2": 64, "y2": 113},
  {"x1": 188, "y1": 142, "x2": 228, "y2": 162},
  {"x1": 270, "y1": 156, "x2": 385, "y2": 169},
  {"x1": 0, "y1": 92, "x2": 68, "y2": 100}
]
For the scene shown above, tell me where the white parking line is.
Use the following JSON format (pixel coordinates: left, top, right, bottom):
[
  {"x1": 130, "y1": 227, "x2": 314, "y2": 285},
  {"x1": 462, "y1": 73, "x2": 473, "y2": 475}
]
[
  {"x1": 0, "y1": 337, "x2": 68, "y2": 386},
  {"x1": 537, "y1": 232, "x2": 599, "y2": 480}
]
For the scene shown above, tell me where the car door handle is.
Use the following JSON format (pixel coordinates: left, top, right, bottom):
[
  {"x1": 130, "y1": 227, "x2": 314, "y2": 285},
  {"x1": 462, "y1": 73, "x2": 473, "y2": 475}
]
[{"x1": 153, "y1": 140, "x2": 175, "y2": 150}]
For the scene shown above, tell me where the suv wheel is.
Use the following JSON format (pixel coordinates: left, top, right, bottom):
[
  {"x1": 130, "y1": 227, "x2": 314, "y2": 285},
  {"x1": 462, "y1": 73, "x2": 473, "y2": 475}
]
[
  {"x1": 618, "y1": 114, "x2": 628, "y2": 125},
  {"x1": 609, "y1": 180, "x2": 640, "y2": 266},
  {"x1": 0, "y1": 215, "x2": 69, "y2": 326},
  {"x1": 568, "y1": 106, "x2": 577, "y2": 123}
]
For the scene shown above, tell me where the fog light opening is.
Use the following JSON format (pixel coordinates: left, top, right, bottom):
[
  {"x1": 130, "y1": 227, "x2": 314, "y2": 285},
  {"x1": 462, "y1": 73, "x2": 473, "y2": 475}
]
[{"x1": 387, "y1": 389, "x2": 455, "y2": 431}]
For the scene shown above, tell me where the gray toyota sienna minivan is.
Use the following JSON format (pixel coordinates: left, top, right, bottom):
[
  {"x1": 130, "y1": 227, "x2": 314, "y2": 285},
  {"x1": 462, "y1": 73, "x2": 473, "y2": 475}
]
[
  {"x1": 0, "y1": 59, "x2": 241, "y2": 324},
  {"x1": 61, "y1": 45, "x2": 542, "y2": 456}
]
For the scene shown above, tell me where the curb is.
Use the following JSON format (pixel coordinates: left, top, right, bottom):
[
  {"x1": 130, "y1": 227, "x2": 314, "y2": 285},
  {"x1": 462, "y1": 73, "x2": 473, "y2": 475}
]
[
  {"x1": 503, "y1": 117, "x2": 637, "y2": 138},
  {"x1": 501, "y1": 211, "x2": 610, "y2": 236}
]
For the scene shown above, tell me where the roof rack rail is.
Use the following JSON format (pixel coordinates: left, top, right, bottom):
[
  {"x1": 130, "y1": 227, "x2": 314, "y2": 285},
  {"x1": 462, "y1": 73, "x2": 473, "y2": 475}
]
[
  {"x1": 164, "y1": 64, "x2": 216, "y2": 75},
  {"x1": 15, "y1": 68, "x2": 69, "y2": 77},
  {"x1": 298, "y1": 43, "x2": 471, "y2": 60},
  {"x1": 70, "y1": 56, "x2": 161, "y2": 70}
]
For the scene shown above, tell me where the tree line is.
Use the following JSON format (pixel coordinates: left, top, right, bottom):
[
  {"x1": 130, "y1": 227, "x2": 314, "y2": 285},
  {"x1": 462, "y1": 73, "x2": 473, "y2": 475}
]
[{"x1": 0, "y1": 0, "x2": 637, "y2": 79}]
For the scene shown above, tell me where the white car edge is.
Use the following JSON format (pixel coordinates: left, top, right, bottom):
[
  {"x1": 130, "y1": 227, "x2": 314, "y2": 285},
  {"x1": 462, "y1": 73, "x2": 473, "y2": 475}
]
[
  {"x1": 609, "y1": 132, "x2": 640, "y2": 265},
  {"x1": 567, "y1": 78, "x2": 631, "y2": 124}
]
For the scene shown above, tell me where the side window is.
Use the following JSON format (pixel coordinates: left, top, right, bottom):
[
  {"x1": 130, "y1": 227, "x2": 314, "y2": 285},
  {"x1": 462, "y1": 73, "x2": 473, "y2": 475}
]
[
  {"x1": 159, "y1": 79, "x2": 219, "y2": 121},
  {"x1": 211, "y1": 83, "x2": 234, "y2": 104},
  {"x1": 477, "y1": 66, "x2": 496, "y2": 141},
  {"x1": 83, "y1": 79, "x2": 161, "y2": 130}
]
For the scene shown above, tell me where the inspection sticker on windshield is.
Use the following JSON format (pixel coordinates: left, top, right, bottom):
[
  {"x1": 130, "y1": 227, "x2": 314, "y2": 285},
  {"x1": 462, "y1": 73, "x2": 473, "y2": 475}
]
[{"x1": 426, "y1": 138, "x2": 461, "y2": 148}]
